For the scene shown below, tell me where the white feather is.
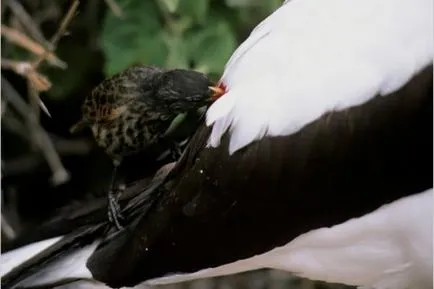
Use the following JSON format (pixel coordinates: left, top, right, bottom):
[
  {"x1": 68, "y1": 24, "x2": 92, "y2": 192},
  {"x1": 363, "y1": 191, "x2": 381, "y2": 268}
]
[
  {"x1": 1, "y1": 236, "x2": 63, "y2": 276},
  {"x1": 206, "y1": 0, "x2": 433, "y2": 154},
  {"x1": 265, "y1": 189, "x2": 433, "y2": 289},
  {"x1": 17, "y1": 242, "x2": 99, "y2": 288},
  {"x1": 0, "y1": 237, "x2": 152, "y2": 289},
  {"x1": 1, "y1": 236, "x2": 101, "y2": 289},
  {"x1": 146, "y1": 190, "x2": 433, "y2": 289}
]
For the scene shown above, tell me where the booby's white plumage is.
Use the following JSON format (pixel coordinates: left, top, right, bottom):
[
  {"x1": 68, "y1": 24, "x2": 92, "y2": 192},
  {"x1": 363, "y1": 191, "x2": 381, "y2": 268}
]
[
  {"x1": 206, "y1": 0, "x2": 433, "y2": 153},
  {"x1": 1, "y1": 237, "x2": 98, "y2": 288},
  {"x1": 144, "y1": 189, "x2": 433, "y2": 289},
  {"x1": 1, "y1": 237, "x2": 62, "y2": 276}
]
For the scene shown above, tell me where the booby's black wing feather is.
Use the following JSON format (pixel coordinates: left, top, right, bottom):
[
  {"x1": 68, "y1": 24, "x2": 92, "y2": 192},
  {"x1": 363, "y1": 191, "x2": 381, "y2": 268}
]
[
  {"x1": 86, "y1": 124, "x2": 213, "y2": 286},
  {"x1": 0, "y1": 161, "x2": 172, "y2": 289},
  {"x1": 87, "y1": 66, "x2": 433, "y2": 288}
]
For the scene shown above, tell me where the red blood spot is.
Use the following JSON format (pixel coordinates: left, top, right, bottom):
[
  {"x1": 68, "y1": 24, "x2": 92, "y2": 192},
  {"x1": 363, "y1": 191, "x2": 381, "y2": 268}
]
[
  {"x1": 211, "y1": 82, "x2": 227, "y2": 101},
  {"x1": 217, "y1": 82, "x2": 227, "y2": 93}
]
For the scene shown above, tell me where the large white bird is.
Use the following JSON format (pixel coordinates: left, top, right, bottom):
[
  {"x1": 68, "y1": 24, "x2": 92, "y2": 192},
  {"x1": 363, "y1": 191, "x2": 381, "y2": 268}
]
[{"x1": 1, "y1": 0, "x2": 433, "y2": 288}]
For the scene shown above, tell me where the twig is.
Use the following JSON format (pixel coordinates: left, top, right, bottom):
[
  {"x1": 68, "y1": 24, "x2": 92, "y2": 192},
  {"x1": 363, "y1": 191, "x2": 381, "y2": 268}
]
[
  {"x1": 2, "y1": 111, "x2": 30, "y2": 140},
  {"x1": 38, "y1": 98, "x2": 52, "y2": 117},
  {"x1": 1, "y1": 76, "x2": 31, "y2": 117},
  {"x1": 1, "y1": 58, "x2": 53, "y2": 116},
  {"x1": 1, "y1": 24, "x2": 66, "y2": 68},
  {"x1": 32, "y1": 0, "x2": 80, "y2": 69},
  {"x1": 3, "y1": 1, "x2": 80, "y2": 121},
  {"x1": 3, "y1": 138, "x2": 92, "y2": 176},
  {"x1": 2, "y1": 58, "x2": 51, "y2": 121},
  {"x1": 28, "y1": 80, "x2": 42, "y2": 140},
  {"x1": 6, "y1": 0, "x2": 53, "y2": 50},
  {"x1": 51, "y1": 0, "x2": 80, "y2": 45},
  {"x1": 1, "y1": 58, "x2": 52, "y2": 92},
  {"x1": 2, "y1": 89, "x2": 8, "y2": 117},
  {"x1": 104, "y1": 0, "x2": 124, "y2": 18},
  {"x1": 2, "y1": 0, "x2": 80, "y2": 186},
  {"x1": 1, "y1": 213, "x2": 17, "y2": 240},
  {"x1": 27, "y1": 0, "x2": 80, "y2": 122},
  {"x1": 1, "y1": 187, "x2": 23, "y2": 238},
  {"x1": 2, "y1": 76, "x2": 70, "y2": 186},
  {"x1": 1, "y1": 58, "x2": 32, "y2": 74}
]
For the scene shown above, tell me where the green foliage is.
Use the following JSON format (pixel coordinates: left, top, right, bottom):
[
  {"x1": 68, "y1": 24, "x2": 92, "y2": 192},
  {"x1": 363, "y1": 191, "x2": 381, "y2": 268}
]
[
  {"x1": 187, "y1": 17, "x2": 236, "y2": 75},
  {"x1": 101, "y1": 0, "x2": 281, "y2": 78},
  {"x1": 101, "y1": 0, "x2": 167, "y2": 75},
  {"x1": 177, "y1": 0, "x2": 210, "y2": 24}
]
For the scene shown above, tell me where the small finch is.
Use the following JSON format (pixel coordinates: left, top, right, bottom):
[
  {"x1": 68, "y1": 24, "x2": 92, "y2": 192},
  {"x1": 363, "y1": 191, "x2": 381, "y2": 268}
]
[{"x1": 70, "y1": 65, "x2": 223, "y2": 229}]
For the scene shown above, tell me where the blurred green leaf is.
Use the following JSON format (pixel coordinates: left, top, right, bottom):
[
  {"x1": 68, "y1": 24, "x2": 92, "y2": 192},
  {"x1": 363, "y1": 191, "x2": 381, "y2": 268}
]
[
  {"x1": 160, "y1": 0, "x2": 179, "y2": 13},
  {"x1": 177, "y1": 0, "x2": 210, "y2": 24},
  {"x1": 101, "y1": 0, "x2": 167, "y2": 75},
  {"x1": 162, "y1": 32, "x2": 189, "y2": 69},
  {"x1": 99, "y1": 0, "x2": 278, "y2": 77},
  {"x1": 225, "y1": 0, "x2": 260, "y2": 7},
  {"x1": 187, "y1": 17, "x2": 236, "y2": 74}
]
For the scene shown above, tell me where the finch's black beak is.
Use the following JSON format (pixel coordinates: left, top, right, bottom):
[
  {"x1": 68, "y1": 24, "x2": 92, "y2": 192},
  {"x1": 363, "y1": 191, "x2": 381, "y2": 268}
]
[{"x1": 69, "y1": 118, "x2": 89, "y2": 134}]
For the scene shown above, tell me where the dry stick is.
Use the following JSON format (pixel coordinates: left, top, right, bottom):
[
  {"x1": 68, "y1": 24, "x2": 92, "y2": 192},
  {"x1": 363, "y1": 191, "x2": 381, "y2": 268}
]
[
  {"x1": 2, "y1": 112, "x2": 31, "y2": 141},
  {"x1": 0, "y1": 25, "x2": 66, "y2": 68},
  {"x1": 32, "y1": 0, "x2": 80, "y2": 69},
  {"x1": 2, "y1": 1, "x2": 79, "y2": 186},
  {"x1": 2, "y1": 0, "x2": 79, "y2": 117},
  {"x1": 29, "y1": 0, "x2": 80, "y2": 119},
  {"x1": 1, "y1": 185, "x2": 22, "y2": 241},
  {"x1": 25, "y1": 0, "x2": 79, "y2": 173},
  {"x1": 1, "y1": 58, "x2": 32, "y2": 74},
  {"x1": 2, "y1": 111, "x2": 92, "y2": 176},
  {"x1": 2, "y1": 76, "x2": 70, "y2": 186},
  {"x1": 104, "y1": 0, "x2": 124, "y2": 18},
  {"x1": 28, "y1": 80, "x2": 41, "y2": 142},
  {"x1": 27, "y1": 0, "x2": 79, "y2": 120},
  {"x1": 4, "y1": 138, "x2": 92, "y2": 176},
  {"x1": 1, "y1": 213, "x2": 17, "y2": 240},
  {"x1": 1, "y1": 58, "x2": 52, "y2": 117},
  {"x1": 1, "y1": 58, "x2": 52, "y2": 92},
  {"x1": 6, "y1": 0, "x2": 53, "y2": 50},
  {"x1": 24, "y1": 0, "x2": 80, "y2": 119}
]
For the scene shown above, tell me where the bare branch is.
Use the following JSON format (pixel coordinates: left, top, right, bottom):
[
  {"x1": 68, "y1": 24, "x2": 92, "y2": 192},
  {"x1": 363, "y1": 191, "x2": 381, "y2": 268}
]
[
  {"x1": 104, "y1": 0, "x2": 124, "y2": 18},
  {"x1": 2, "y1": 58, "x2": 53, "y2": 118},
  {"x1": 1, "y1": 213, "x2": 17, "y2": 240},
  {"x1": 2, "y1": 76, "x2": 70, "y2": 186},
  {"x1": 1, "y1": 24, "x2": 66, "y2": 68},
  {"x1": 32, "y1": 0, "x2": 80, "y2": 69},
  {"x1": 51, "y1": 0, "x2": 80, "y2": 46},
  {"x1": 1, "y1": 58, "x2": 52, "y2": 92},
  {"x1": 2, "y1": 112, "x2": 31, "y2": 140},
  {"x1": 6, "y1": 0, "x2": 53, "y2": 50},
  {"x1": 26, "y1": 0, "x2": 80, "y2": 122},
  {"x1": 3, "y1": 138, "x2": 92, "y2": 176}
]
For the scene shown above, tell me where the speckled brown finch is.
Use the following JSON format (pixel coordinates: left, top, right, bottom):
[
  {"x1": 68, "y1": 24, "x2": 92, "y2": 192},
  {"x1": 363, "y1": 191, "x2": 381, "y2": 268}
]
[{"x1": 70, "y1": 65, "x2": 223, "y2": 228}]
